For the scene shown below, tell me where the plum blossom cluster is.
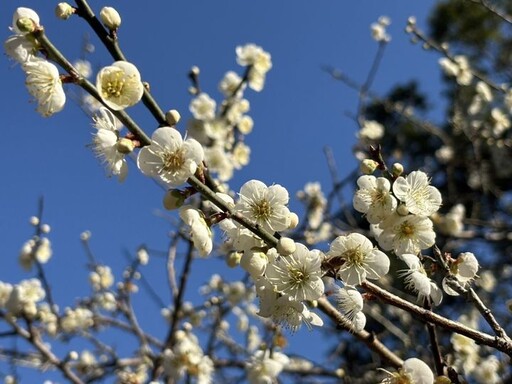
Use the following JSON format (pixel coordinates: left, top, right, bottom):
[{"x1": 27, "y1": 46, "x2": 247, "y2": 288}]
[
  {"x1": 184, "y1": 45, "x2": 269, "y2": 183},
  {"x1": 5, "y1": 8, "x2": 145, "y2": 118},
  {"x1": 352, "y1": 166, "x2": 444, "y2": 303}
]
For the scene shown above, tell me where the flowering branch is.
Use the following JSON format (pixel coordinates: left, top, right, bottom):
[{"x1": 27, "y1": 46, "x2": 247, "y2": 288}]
[
  {"x1": 362, "y1": 281, "x2": 512, "y2": 356},
  {"x1": 74, "y1": 0, "x2": 167, "y2": 125}
]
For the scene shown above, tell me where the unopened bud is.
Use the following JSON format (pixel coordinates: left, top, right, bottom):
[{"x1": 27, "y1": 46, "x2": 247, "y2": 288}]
[
  {"x1": 116, "y1": 138, "x2": 135, "y2": 154},
  {"x1": 392, "y1": 162, "x2": 404, "y2": 177},
  {"x1": 100, "y1": 7, "x2": 121, "y2": 30},
  {"x1": 360, "y1": 159, "x2": 379, "y2": 174},
  {"x1": 55, "y1": 3, "x2": 75, "y2": 20},
  {"x1": 190, "y1": 66, "x2": 200, "y2": 76},
  {"x1": 163, "y1": 189, "x2": 186, "y2": 210},
  {"x1": 396, "y1": 204, "x2": 409, "y2": 216},
  {"x1": 165, "y1": 109, "x2": 181, "y2": 126},
  {"x1": 226, "y1": 251, "x2": 242, "y2": 268},
  {"x1": 288, "y1": 212, "x2": 299, "y2": 229},
  {"x1": 16, "y1": 17, "x2": 36, "y2": 33},
  {"x1": 277, "y1": 237, "x2": 296, "y2": 256},
  {"x1": 68, "y1": 351, "x2": 79, "y2": 360}
]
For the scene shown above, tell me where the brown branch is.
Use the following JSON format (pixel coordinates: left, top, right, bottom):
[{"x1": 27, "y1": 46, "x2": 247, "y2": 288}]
[
  {"x1": 362, "y1": 281, "x2": 512, "y2": 356},
  {"x1": 317, "y1": 297, "x2": 403, "y2": 368}
]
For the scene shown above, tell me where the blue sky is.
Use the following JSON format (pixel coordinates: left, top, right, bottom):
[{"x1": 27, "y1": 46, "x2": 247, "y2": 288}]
[{"x1": 0, "y1": 0, "x2": 442, "y2": 381}]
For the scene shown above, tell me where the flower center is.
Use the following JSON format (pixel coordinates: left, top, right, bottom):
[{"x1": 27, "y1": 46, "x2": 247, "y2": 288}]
[
  {"x1": 251, "y1": 200, "x2": 273, "y2": 221},
  {"x1": 288, "y1": 267, "x2": 306, "y2": 285},
  {"x1": 387, "y1": 371, "x2": 413, "y2": 384},
  {"x1": 162, "y1": 150, "x2": 185, "y2": 172},
  {"x1": 371, "y1": 188, "x2": 386, "y2": 204},
  {"x1": 342, "y1": 247, "x2": 364, "y2": 267},
  {"x1": 399, "y1": 221, "x2": 415, "y2": 237},
  {"x1": 103, "y1": 70, "x2": 125, "y2": 98}
]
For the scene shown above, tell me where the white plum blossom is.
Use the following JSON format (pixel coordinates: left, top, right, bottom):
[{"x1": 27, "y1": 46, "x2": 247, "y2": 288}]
[
  {"x1": 296, "y1": 182, "x2": 327, "y2": 229},
  {"x1": 472, "y1": 355, "x2": 502, "y2": 384},
  {"x1": 4, "y1": 34, "x2": 37, "y2": 63},
  {"x1": 326, "y1": 233, "x2": 390, "y2": 286},
  {"x1": 162, "y1": 330, "x2": 214, "y2": 384},
  {"x1": 371, "y1": 16, "x2": 391, "y2": 42},
  {"x1": 218, "y1": 70, "x2": 245, "y2": 97},
  {"x1": 442, "y1": 252, "x2": 479, "y2": 296},
  {"x1": 5, "y1": 278, "x2": 45, "y2": 317},
  {"x1": 439, "y1": 55, "x2": 473, "y2": 86},
  {"x1": 358, "y1": 120, "x2": 385, "y2": 140},
  {"x1": 491, "y1": 107, "x2": 510, "y2": 136},
  {"x1": 235, "y1": 180, "x2": 291, "y2": 233},
  {"x1": 240, "y1": 250, "x2": 268, "y2": 278},
  {"x1": 96, "y1": 61, "x2": 143, "y2": 110},
  {"x1": 73, "y1": 59, "x2": 92, "y2": 78},
  {"x1": 4, "y1": 8, "x2": 40, "y2": 63},
  {"x1": 265, "y1": 243, "x2": 324, "y2": 301},
  {"x1": 137, "y1": 127, "x2": 204, "y2": 187},
  {"x1": 60, "y1": 307, "x2": 94, "y2": 333},
  {"x1": 400, "y1": 254, "x2": 442, "y2": 306},
  {"x1": 353, "y1": 175, "x2": 397, "y2": 224},
  {"x1": 392, "y1": 171, "x2": 442, "y2": 217},
  {"x1": 179, "y1": 205, "x2": 213, "y2": 257},
  {"x1": 92, "y1": 107, "x2": 129, "y2": 182},
  {"x1": 270, "y1": 295, "x2": 323, "y2": 331},
  {"x1": 381, "y1": 357, "x2": 434, "y2": 384},
  {"x1": 236, "y1": 44, "x2": 272, "y2": 91},
  {"x1": 89, "y1": 265, "x2": 114, "y2": 291},
  {"x1": 190, "y1": 93, "x2": 216, "y2": 121},
  {"x1": 204, "y1": 145, "x2": 234, "y2": 181},
  {"x1": 377, "y1": 214, "x2": 436, "y2": 256},
  {"x1": 23, "y1": 57, "x2": 66, "y2": 117},
  {"x1": 246, "y1": 350, "x2": 289, "y2": 384},
  {"x1": 335, "y1": 286, "x2": 366, "y2": 332}
]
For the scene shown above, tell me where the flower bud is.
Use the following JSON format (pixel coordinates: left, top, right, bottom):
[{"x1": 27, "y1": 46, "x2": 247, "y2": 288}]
[
  {"x1": 55, "y1": 3, "x2": 75, "y2": 20},
  {"x1": 190, "y1": 66, "x2": 200, "y2": 76},
  {"x1": 360, "y1": 159, "x2": 379, "y2": 174},
  {"x1": 16, "y1": 17, "x2": 36, "y2": 33},
  {"x1": 163, "y1": 189, "x2": 186, "y2": 210},
  {"x1": 240, "y1": 250, "x2": 267, "y2": 278},
  {"x1": 277, "y1": 237, "x2": 296, "y2": 256},
  {"x1": 288, "y1": 212, "x2": 299, "y2": 229},
  {"x1": 116, "y1": 138, "x2": 135, "y2": 154},
  {"x1": 226, "y1": 251, "x2": 242, "y2": 268},
  {"x1": 396, "y1": 204, "x2": 409, "y2": 216},
  {"x1": 100, "y1": 7, "x2": 121, "y2": 30},
  {"x1": 392, "y1": 162, "x2": 404, "y2": 177},
  {"x1": 165, "y1": 109, "x2": 181, "y2": 126}
]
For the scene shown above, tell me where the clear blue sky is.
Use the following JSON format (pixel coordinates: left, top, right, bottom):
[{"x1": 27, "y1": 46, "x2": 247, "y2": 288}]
[{"x1": 0, "y1": 1, "x2": 441, "y2": 381}]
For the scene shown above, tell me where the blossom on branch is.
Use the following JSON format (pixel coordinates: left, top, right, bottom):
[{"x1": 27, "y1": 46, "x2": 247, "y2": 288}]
[
  {"x1": 96, "y1": 61, "x2": 143, "y2": 110},
  {"x1": 137, "y1": 127, "x2": 204, "y2": 187},
  {"x1": 353, "y1": 175, "x2": 397, "y2": 224},
  {"x1": 326, "y1": 232, "x2": 390, "y2": 286},
  {"x1": 22, "y1": 57, "x2": 66, "y2": 117},
  {"x1": 381, "y1": 357, "x2": 434, "y2": 384},
  {"x1": 265, "y1": 243, "x2": 324, "y2": 301},
  {"x1": 235, "y1": 180, "x2": 291, "y2": 233},
  {"x1": 392, "y1": 171, "x2": 442, "y2": 217},
  {"x1": 91, "y1": 107, "x2": 129, "y2": 181}
]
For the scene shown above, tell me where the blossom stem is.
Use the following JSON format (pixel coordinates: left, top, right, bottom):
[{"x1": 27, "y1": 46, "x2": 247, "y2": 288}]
[{"x1": 74, "y1": 0, "x2": 167, "y2": 125}]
